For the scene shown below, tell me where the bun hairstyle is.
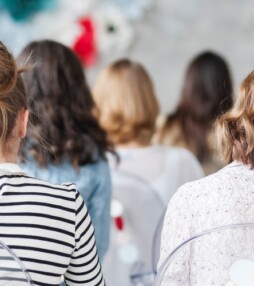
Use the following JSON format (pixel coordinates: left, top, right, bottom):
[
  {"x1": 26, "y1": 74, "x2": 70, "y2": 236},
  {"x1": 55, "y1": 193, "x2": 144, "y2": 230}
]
[
  {"x1": 216, "y1": 70, "x2": 254, "y2": 167},
  {"x1": 0, "y1": 42, "x2": 27, "y2": 146}
]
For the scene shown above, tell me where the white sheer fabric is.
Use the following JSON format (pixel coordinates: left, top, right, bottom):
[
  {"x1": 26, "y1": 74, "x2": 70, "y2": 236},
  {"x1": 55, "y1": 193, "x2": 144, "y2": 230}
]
[
  {"x1": 108, "y1": 145, "x2": 204, "y2": 206},
  {"x1": 103, "y1": 172, "x2": 165, "y2": 286},
  {"x1": 158, "y1": 161, "x2": 254, "y2": 285},
  {"x1": 104, "y1": 145, "x2": 203, "y2": 286}
]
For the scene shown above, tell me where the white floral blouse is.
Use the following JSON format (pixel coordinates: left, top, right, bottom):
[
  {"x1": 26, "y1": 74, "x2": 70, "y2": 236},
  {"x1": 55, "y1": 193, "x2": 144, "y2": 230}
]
[{"x1": 158, "y1": 161, "x2": 254, "y2": 285}]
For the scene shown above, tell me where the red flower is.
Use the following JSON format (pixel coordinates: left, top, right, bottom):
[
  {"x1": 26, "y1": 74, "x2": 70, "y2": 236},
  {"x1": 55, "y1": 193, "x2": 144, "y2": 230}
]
[
  {"x1": 73, "y1": 17, "x2": 97, "y2": 67},
  {"x1": 114, "y1": 216, "x2": 124, "y2": 231}
]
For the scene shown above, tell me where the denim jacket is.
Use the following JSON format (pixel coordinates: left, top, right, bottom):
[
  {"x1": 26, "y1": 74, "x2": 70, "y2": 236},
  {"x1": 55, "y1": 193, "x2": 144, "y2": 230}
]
[{"x1": 20, "y1": 157, "x2": 112, "y2": 261}]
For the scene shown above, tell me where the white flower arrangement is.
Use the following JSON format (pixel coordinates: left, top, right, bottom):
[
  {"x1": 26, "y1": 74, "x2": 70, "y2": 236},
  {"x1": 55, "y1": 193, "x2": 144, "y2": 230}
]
[
  {"x1": 28, "y1": 0, "x2": 95, "y2": 46},
  {"x1": 0, "y1": 0, "x2": 154, "y2": 62},
  {"x1": 93, "y1": 4, "x2": 134, "y2": 54}
]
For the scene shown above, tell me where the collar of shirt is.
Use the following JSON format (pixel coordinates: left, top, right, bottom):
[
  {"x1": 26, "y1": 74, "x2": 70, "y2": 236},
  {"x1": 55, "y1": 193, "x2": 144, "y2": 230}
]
[
  {"x1": 0, "y1": 163, "x2": 25, "y2": 174},
  {"x1": 223, "y1": 160, "x2": 251, "y2": 171}
]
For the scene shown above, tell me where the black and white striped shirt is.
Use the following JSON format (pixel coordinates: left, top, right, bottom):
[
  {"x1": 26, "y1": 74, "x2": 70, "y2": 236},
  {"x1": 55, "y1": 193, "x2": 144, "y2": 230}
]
[{"x1": 0, "y1": 163, "x2": 105, "y2": 286}]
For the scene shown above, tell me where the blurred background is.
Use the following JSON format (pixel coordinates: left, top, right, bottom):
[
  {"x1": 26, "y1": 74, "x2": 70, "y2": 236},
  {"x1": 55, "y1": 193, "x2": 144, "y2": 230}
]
[{"x1": 1, "y1": 0, "x2": 254, "y2": 113}]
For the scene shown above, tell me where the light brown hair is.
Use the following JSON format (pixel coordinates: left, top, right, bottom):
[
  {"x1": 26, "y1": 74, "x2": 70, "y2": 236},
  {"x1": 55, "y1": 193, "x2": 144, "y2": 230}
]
[
  {"x1": 216, "y1": 70, "x2": 254, "y2": 167},
  {"x1": 0, "y1": 42, "x2": 27, "y2": 149},
  {"x1": 93, "y1": 59, "x2": 159, "y2": 145}
]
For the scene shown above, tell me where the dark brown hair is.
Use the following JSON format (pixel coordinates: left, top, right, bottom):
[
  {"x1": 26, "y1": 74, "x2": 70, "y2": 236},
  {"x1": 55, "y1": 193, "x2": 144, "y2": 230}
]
[
  {"x1": 19, "y1": 40, "x2": 113, "y2": 167},
  {"x1": 161, "y1": 51, "x2": 233, "y2": 162},
  {"x1": 0, "y1": 41, "x2": 27, "y2": 149}
]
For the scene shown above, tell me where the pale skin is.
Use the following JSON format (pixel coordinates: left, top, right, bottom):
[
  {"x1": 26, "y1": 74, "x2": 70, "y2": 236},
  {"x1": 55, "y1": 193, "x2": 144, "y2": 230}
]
[
  {"x1": 0, "y1": 109, "x2": 29, "y2": 164},
  {"x1": 117, "y1": 141, "x2": 151, "y2": 149}
]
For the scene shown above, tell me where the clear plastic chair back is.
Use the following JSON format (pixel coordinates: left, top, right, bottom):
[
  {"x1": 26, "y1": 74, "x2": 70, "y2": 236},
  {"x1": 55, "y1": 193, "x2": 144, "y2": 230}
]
[
  {"x1": 155, "y1": 223, "x2": 254, "y2": 286},
  {"x1": 0, "y1": 240, "x2": 33, "y2": 286},
  {"x1": 103, "y1": 171, "x2": 165, "y2": 286}
]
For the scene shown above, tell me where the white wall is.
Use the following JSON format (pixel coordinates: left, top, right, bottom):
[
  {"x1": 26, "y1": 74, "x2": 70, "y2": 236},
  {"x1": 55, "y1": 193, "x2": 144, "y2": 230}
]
[{"x1": 88, "y1": 0, "x2": 254, "y2": 114}]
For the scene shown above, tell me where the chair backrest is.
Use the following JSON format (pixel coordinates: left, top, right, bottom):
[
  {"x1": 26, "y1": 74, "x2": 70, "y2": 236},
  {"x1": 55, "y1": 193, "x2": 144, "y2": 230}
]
[
  {"x1": 155, "y1": 223, "x2": 254, "y2": 286},
  {"x1": 103, "y1": 170, "x2": 166, "y2": 286},
  {"x1": 0, "y1": 240, "x2": 34, "y2": 285}
]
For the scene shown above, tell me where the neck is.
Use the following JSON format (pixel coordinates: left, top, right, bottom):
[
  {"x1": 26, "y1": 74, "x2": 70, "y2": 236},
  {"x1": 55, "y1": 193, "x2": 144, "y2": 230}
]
[
  {"x1": 0, "y1": 152, "x2": 18, "y2": 164},
  {"x1": 117, "y1": 141, "x2": 151, "y2": 149},
  {"x1": 0, "y1": 140, "x2": 19, "y2": 164}
]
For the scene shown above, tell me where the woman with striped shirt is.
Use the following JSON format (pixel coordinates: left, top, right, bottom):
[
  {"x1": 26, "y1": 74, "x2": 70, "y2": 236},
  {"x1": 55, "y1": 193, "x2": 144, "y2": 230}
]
[{"x1": 0, "y1": 42, "x2": 105, "y2": 285}]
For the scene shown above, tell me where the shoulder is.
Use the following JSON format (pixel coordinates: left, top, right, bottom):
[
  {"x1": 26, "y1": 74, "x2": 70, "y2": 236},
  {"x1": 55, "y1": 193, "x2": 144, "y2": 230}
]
[
  {"x1": 169, "y1": 168, "x2": 224, "y2": 207},
  {"x1": 80, "y1": 157, "x2": 110, "y2": 175},
  {"x1": 180, "y1": 167, "x2": 222, "y2": 190},
  {"x1": 162, "y1": 146, "x2": 200, "y2": 165},
  {"x1": 166, "y1": 146, "x2": 196, "y2": 157},
  {"x1": 80, "y1": 158, "x2": 111, "y2": 185},
  {"x1": 19, "y1": 171, "x2": 78, "y2": 199}
]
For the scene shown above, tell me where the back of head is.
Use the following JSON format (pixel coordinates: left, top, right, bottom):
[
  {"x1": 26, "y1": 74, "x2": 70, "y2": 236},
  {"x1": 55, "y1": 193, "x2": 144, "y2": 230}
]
[
  {"x1": 0, "y1": 42, "x2": 27, "y2": 149},
  {"x1": 19, "y1": 40, "x2": 111, "y2": 166},
  {"x1": 93, "y1": 59, "x2": 160, "y2": 146},
  {"x1": 179, "y1": 51, "x2": 233, "y2": 121},
  {"x1": 217, "y1": 70, "x2": 254, "y2": 167},
  {"x1": 163, "y1": 51, "x2": 233, "y2": 162}
]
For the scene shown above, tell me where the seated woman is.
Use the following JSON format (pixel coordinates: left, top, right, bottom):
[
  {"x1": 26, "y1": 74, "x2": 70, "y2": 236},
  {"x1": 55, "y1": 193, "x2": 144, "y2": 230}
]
[
  {"x1": 18, "y1": 40, "x2": 114, "y2": 261},
  {"x1": 158, "y1": 70, "x2": 254, "y2": 285},
  {"x1": 155, "y1": 51, "x2": 233, "y2": 174},
  {"x1": 93, "y1": 59, "x2": 204, "y2": 206},
  {"x1": 0, "y1": 42, "x2": 104, "y2": 285}
]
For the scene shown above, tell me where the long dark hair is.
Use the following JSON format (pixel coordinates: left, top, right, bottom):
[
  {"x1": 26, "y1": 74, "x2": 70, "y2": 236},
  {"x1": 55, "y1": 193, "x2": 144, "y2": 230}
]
[
  {"x1": 163, "y1": 51, "x2": 233, "y2": 162},
  {"x1": 19, "y1": 40, "x2": 114, "y2": 167}
]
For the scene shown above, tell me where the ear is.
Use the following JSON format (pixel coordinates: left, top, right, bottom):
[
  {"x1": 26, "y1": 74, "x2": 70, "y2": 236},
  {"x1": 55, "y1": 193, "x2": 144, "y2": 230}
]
[{"x1": 18, "y1": 109, "x2": 29, "y2": 139}]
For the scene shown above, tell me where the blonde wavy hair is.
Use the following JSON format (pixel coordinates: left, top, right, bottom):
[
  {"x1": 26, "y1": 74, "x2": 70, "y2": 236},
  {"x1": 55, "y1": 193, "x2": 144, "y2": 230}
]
[
  {"x1": 93, "y1": 59, "x2": 159, "y2": 145},
  {"x1": 216, "y1": 70, "x2": 254, "y2": 167}
]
